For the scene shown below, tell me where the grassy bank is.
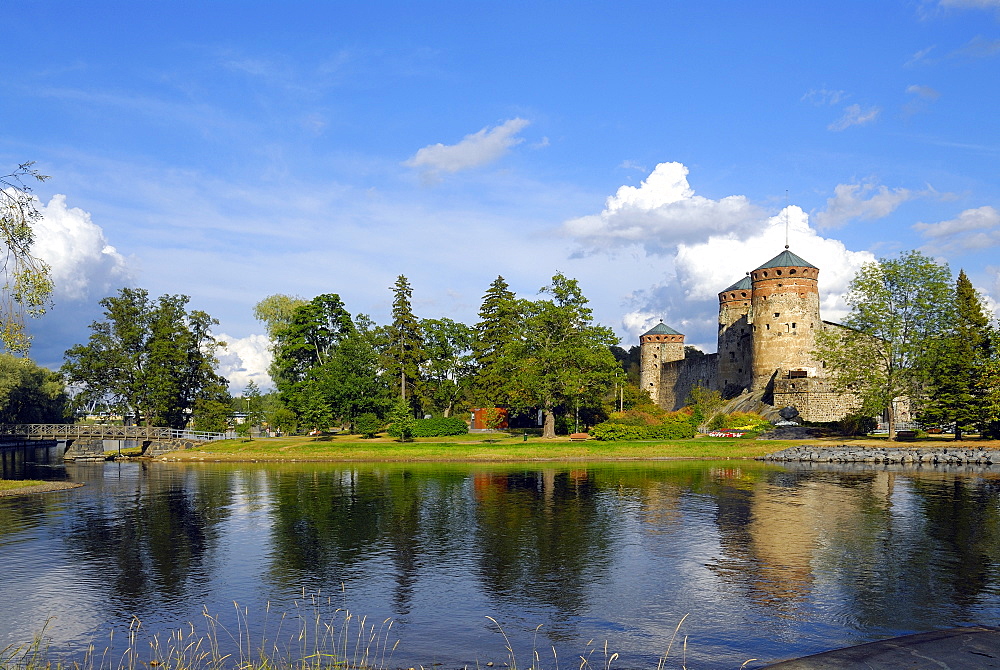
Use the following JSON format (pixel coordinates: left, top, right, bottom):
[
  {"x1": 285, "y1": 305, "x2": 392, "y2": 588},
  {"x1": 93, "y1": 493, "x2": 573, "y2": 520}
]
[
  {"x1": 162, "y1": 433, "x2": 802, "y2": 462},
  {"x1": 0, "y1": 479, "x2": 46, "y2": 492}
]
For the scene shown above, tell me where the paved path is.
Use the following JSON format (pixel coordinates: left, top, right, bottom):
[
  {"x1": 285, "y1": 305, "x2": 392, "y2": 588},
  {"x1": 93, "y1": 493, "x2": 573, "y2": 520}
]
[{"x1": 763, "y1": 627, "x2": 1000, "y2": 668}]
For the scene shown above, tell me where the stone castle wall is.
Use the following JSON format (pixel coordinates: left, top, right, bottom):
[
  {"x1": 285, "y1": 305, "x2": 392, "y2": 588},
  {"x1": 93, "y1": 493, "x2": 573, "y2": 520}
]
[
  {"x1": 772, "y1": 378, "x2": 858, "y2": 423},
  {"x1": 658, "y1": 354, "x2": 719, "y2": 411}
]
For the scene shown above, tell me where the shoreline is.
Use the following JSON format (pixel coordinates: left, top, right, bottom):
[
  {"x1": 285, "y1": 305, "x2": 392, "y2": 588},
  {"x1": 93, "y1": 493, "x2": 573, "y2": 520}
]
[{"x1": 0, "y1": 481, "x2": 84, "y2": 497}]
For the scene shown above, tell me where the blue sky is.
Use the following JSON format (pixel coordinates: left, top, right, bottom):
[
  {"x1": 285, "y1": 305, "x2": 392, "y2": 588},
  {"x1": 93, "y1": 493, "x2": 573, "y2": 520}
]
[{"x1": 4, "y1": 1, "x2": 1000, "y2": 390}]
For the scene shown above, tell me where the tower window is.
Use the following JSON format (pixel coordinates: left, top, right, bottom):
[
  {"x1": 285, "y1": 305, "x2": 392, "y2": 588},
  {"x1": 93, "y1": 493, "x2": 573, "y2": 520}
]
[
  {"x1": 765, "y1": 324, "x2": 770, "y2": 330},
  {"x1": 776, "y1": 270, "x2": 782, "y2": 275},
  {"x1": 790, "y1": 269, "x2": 797, "y2": 275},
  {"x1": 792, "y1": 322, "x2": 796, "y2": 328},
  {"x1": 774, "y1": 312, "x2": 780, "y2": 318}
]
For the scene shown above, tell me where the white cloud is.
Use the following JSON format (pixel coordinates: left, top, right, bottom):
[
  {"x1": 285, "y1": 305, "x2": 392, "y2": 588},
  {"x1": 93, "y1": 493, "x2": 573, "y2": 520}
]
[
  {"x1": 562, "y1": 163, "x2": 876, "y2": 351},
  {"x1": 404, "y1": 118, "x2": 531, "y2": 177},
  {"x1": 828, "y1": 104, "x2": 880, "y2": 131},
  {"x1": 32, "y1": 194, "x2": 132, "y2": 300},
  {"x1": 906, "y1": 84, "x2": 941, "y2": 100},
  {"x1": 954, "y1": 36, "x2": 1000, "y2": 58},
  {"x1": 216, "y1": 333, "x2": 273, "y2": 393},
  {"x1": 561, "y1": 162, "x2": 764, "y2": 255},
  {"x1": 913, "y1": 206, "x2": 1000, "y2": 251},
  {"x1": 813, "y1": 182, "x2": 928, "y2": 228},
  {"x1": 801, "y1": 88, "x2": 847, "y2": 106},
  {"x1": 939, "y1": 0, "x2": 1000, "y2": 8}
]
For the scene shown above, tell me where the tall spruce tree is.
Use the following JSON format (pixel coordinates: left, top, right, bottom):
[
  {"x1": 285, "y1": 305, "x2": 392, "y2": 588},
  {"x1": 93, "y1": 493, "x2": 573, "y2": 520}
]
[
  {"x1": 471, "y1": 276, "x2": 523, "y2": 408},
  {"x1": 386, "y1": 275, "x2": 426, "y2": 412},
  {"x1": 920, "y1": 270, "x2": 993, "y2": 438}
]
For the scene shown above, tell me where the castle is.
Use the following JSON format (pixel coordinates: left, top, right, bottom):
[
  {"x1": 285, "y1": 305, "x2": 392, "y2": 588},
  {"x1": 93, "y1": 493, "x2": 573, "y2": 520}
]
[{"x1": 639, "y1": 247, "x2": 856, "y2": 422}]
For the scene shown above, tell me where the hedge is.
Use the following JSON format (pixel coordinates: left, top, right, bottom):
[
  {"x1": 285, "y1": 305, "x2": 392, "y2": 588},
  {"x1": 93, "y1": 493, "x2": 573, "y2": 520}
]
[
  {"x1": 388, "y1": 416, "x2": 469, "y2": 438},
  {"x1": 590, "y1": 416, "x2": 696, "y2": 441}
]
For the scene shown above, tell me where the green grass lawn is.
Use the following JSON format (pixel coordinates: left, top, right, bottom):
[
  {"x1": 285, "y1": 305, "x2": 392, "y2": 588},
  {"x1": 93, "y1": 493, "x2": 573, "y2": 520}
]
[
  {"x1": 163, "y1": 432, "x2": 802, "y2": 462},
  {"x1": 0, "y1": 479, "x2": 47, "y2": 491}
]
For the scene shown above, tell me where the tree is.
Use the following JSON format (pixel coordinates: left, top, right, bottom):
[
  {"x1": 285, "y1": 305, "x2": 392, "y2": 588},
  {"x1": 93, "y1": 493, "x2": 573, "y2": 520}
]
[
  {"x1": 62, "y1": 288, "x2": 230, "y2": 428},
  {"x1": 470, "y1": 276, "x2": 523, "y2": 407},
  {"x1": 506, "y1": 273, "x2": 620, "y2": 438},
  {"x1": 384, "y1": 275, "x2": 426, "y2": 409},
  {"x1": 0, "y1": 162, "x2": 54, "y2": 353},
  {"x1": 814, "y1": 250, "x2": 954, "y2": 438},
  {"x1": 299, "y1": 377, "x2": 333, "y2": 433},
  {"x1": 387, "y1": 396, "x2": 415, "y2": 441},
  {"x1": 0, "y1": 353, "x2": 68, "y2": 422},
  {"x1": 254, "y1": 293, "x2": 307, "y2": 339},
  {"x1": 242, "y1": 380, "x2": 265, "y2": 439},
  {"x1": 419, "y1": 317, "x2": 475, "y2": 417},
  {"x1": 920, "y1": 270, "x2": 994, "y2": 438}
]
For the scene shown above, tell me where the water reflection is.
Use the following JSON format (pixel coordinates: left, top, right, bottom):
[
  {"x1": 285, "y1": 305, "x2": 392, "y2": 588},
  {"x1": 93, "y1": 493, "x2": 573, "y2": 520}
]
[{"x1": 1, "y1": 457, "x2": 999, "y2": 668}]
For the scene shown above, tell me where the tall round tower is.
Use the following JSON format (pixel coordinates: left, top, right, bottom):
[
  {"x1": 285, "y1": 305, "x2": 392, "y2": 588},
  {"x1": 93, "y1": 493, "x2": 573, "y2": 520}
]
[
  {"x1": 749, "y1": 248, "x2": 822, "y2": 390},
  {"x1": 717, "y1": 274, "x2": 753, "y2": 397},
  {"x1": 639, "y1": 321, "x2": 685, "y2": 405}
]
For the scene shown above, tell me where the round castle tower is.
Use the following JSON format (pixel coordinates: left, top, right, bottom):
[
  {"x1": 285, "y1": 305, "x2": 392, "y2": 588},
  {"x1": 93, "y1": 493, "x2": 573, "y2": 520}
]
[
  {"x1": 749, "y1": 248, "x2": 822, "y2": 389},
  {"x1": 639, "y1": 321, "x2": 684, "y2": 405},
  {"x1": 717, "y1": 274, "x2": 753, "y2": 397}
]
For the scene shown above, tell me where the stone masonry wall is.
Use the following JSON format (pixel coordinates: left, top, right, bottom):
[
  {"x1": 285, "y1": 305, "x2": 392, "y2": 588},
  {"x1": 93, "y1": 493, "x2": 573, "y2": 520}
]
[
  {"x1": 772, "y1": 378, "x2": 858, "y2": 423},
  {"x1": 657, "y1": 353, "x2": 719, "y2": 411}
]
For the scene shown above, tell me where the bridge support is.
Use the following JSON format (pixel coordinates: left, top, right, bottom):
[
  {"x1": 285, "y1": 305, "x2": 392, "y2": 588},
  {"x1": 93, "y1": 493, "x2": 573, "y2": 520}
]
[{"x1": 63, "y1": 438, "x2": 108, "y2": 461}]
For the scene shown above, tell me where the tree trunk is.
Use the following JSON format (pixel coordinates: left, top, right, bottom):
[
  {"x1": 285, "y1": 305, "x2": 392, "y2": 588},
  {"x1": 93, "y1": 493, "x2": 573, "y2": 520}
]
[{"x1": 887, "y1": 400, "x2": 896, "y2": 441}]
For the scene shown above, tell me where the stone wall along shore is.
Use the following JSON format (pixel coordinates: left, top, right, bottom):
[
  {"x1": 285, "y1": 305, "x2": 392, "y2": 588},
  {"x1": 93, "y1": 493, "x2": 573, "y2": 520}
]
[{"x1": 760, "y1": 445, "x2": 999, "y2": 465}]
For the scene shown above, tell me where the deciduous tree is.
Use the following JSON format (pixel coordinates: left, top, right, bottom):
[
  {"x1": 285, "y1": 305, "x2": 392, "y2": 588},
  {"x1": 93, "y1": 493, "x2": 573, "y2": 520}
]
[
  {"x1": 814, "y1": 250, "x2": 953, "y2": 438},
  {"x1": 419, "y1": 317, "x2": 474, "y2": 417},
  {"x1": 506, "y1": 273, "x2": 619, "y2": 438},
  {"x1": 62, "y1": 288, "x2": 229, "y2": 428},
  {"x1": 0, "y1": 162, "x2": 54, "y2": 353}
]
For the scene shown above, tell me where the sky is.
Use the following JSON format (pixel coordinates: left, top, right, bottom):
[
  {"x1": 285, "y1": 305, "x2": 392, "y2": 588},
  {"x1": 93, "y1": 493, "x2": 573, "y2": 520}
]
[{"x1": 3, "y1": 0, "x2": 1000, "y2": 392}]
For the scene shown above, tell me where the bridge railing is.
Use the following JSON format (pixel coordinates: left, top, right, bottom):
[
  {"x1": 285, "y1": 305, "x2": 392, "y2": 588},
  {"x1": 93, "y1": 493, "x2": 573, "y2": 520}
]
[{"x1": 0, "y1": 424, "x2": 229, "y2": 442}]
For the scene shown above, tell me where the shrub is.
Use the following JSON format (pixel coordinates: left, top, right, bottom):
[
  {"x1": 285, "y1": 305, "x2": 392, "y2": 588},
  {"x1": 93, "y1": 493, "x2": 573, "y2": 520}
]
[
  {"x1": 355, "y1": 413, "x2": 381, "y2": 438},
  {"x1": 388, "y1": 416, "x2": 469, "y2": 438},
  {"x1": 410, "y1": 417, "x2": 469, "y2": 437},
  {"x1": 591, "y1": 412, "x2": 695, "y2": 441}
]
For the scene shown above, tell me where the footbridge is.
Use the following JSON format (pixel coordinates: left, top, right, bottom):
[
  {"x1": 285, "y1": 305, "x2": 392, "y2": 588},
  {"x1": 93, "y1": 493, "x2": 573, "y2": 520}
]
[{"x1": 0, "y1": 424, "x2": 229, "y2": 461}]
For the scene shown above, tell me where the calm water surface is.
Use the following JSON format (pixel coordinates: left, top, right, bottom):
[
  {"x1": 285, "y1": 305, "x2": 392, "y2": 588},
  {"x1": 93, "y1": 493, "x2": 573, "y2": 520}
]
[{"x1": 2, "y1": 446, "x2": 1000, "y2": 668}]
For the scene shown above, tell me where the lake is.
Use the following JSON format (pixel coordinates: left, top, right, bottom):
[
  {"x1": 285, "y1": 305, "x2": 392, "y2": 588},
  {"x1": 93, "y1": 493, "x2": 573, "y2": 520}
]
[{"x1": 2, "y1": 446, "x2": 999, "y2": 668}]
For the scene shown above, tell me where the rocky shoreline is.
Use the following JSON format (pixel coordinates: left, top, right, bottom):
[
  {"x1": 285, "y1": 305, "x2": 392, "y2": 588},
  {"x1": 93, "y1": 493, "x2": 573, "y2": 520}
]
[
  {"x1": 0, "y1": 482, "x2": 84, "y2": 497},
  {"x1": 760, "y1": 445, "x2": 1000, "y2": 465}
]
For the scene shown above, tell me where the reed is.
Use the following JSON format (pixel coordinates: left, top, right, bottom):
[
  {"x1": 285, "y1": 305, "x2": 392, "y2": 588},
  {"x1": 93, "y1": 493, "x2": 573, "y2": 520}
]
[{"x1": 0, "y1": 605, "x2": 754, "y2": 670}]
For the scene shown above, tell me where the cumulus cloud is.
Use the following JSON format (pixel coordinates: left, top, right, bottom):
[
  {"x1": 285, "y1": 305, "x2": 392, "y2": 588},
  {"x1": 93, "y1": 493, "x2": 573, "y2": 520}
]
[
  {"x1": 828, "y1": 104, "x2": 880, "y2": 131},
  {"x1": 562, "y1": 162, "x2": 876, "y2": 351},
  {"x1": 913, "y1": 206, "x2": 1000, "y2": 251},
  {"x1": 404, "y1": 118, "x2": 530, "y2": 177},
  {"x1": 813, "y1": 182, "x2": 931, "y2": 228},
  {"x1": 32, "y1": 194, "x2": 132, "y2": 300},
  {"x1": 619, "y1": 207, "x2": 876, "y2": 348},
  {"x1": 215, "y1": 332, "x2": 274, "y2": 393},
  {"x1": 561, "y1": 162, "x2": 764, "y2": 255}
]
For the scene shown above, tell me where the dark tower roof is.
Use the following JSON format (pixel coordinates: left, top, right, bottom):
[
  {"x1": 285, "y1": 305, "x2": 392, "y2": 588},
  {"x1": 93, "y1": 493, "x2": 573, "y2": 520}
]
[
  {"x1": 721, "y1": 275, "x2": 752, "y2": 292},
  {"x1": 754, "y1": 249, "x2": 817, "y2": 270},
  {"x1": 642, "y1": 322, "x2": 682, "y2": 337}
]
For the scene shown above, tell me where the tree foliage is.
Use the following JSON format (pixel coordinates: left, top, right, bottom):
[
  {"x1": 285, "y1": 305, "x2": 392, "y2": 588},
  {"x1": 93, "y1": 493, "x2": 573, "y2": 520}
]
[
  {"x1": 268, "y1": 294, "x2": 390, "y2": 427},
  {"x1": 254, "y1": 294, "x2": 307, "y2": 339},
  {"x1": 471, "y1": 276, "x2": 523, "y2": 407},
  {"x1": 419, "y1": 317, "x2": 474, "y2": 417},
  {"x1": 62, "y1": 288, "x2": 230, "y2": 428},
  {"x1": 0, "y1": 162, "x2": 55, "y2": 353},
  {"x1": 383, "y1": 275, "x2": 426, "y2": 408},
  {"x1": 505, "y1": 273, "x2": 620, "y2": 438},
  {"x1": 0, "y1": 354, "x2": 68, "y2": 423},
  {"x1": 814, "y1": 250, "x2": 954, "y2": 437},
  {"x1": 920, "y1": 270, "x2": 995, "y2": 438}
]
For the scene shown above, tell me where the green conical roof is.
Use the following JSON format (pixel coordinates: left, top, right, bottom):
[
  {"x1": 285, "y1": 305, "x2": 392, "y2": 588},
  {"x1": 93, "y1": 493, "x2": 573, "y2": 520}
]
[
  {"x1": 721, "y1": 275, "x2": 752, "y2": 292},
  {"x1": 642, "y1": 321, "x2": 682, "y2": 337},
  {"x1": 755, "y1": 248, "x2": 816, "y2": 270}
]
